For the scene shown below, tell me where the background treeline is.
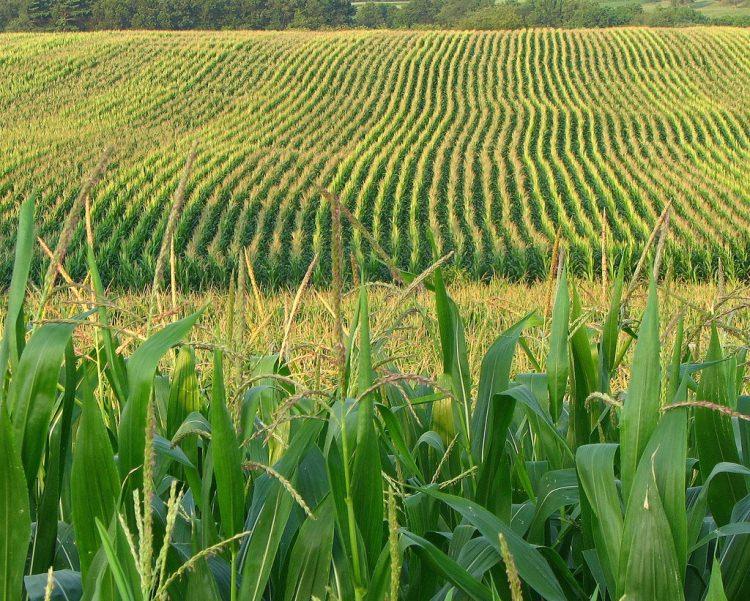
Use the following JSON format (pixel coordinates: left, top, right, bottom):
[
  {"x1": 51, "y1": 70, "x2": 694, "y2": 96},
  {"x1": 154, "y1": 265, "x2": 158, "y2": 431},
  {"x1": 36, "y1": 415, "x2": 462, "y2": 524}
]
[
  {"x1": 358, "y1": 0, "x2": 750, "y2": 29},
  {"x1": 0, "y1": 0, "x2": 355, "y2": 30},
  {"x1": 1, "y1": 0, "x2": 749, "y2": 35}
]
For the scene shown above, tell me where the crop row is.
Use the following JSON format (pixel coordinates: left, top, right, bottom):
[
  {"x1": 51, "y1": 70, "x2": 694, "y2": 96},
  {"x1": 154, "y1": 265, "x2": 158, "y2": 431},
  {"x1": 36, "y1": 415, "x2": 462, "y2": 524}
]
[{"x1": 0, "y1": 28, "x2": 749, "y2": 286}]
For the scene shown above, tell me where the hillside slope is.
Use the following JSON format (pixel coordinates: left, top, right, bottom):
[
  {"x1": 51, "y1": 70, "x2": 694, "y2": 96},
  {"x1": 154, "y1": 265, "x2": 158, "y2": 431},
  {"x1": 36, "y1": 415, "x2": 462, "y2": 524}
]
[{"x1": 1, "y1": 28, "x2": 749, "y2": 286}]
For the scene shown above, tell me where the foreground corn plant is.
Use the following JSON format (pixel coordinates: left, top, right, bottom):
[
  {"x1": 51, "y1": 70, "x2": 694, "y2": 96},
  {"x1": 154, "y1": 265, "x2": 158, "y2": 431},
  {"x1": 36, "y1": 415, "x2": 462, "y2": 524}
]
[{"x1": 3, "y1": 196, "x2": 750, "y2": 601}]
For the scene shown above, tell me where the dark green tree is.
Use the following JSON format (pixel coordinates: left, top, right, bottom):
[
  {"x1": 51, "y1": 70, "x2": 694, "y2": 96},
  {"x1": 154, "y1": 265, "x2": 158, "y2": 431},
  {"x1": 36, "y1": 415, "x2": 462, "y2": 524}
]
[
  {"x1": 27, "y1": 0, "x2": 53, "y2": 27},
  {"x1": 225, "y1": 0, "x2": 269, "y2": 28},
  {"x1": 55, "y1": 0, "x2": 92, "y2": 29},
  {"x1": 169, "y1": 0, "x2": 201, "y2": 29},
  {"x1": 0, "y1": 0, "x2": 24, "y2": 30},
  {"x1": 394, "y1": 0, "x2": 439, "y2": 27},
  {"x1": 356, "y1": 2, "x2": 395, "y2": 27},
  {"x1": 91, "y1": 0, "x2": 133, "y2": 28},
  {"x1": 292, "y1": 0, "x2": 353, "y2": 27},
  {"x1": 130, "y1": 0, "x2": 159, "y2": 28},
  {"x1": 458, "y1": 2, "x2": 525, "y2": 28},
  {"x1": 436, "y1": 0, "x2": 491, "y2": 26},
  {"x1": 197, "y1": 0, "x2": 229, "y2": 28},
  {"x1": 265, "y1": 0, "x2": 297, "y2": 28}
]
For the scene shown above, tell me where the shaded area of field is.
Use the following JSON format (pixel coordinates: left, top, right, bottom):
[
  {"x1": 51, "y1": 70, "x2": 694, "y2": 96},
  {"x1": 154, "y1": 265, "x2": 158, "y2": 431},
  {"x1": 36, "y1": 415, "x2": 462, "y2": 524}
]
[{"x1": 1, "y1": 28, "x2": 749, "y2": 287}]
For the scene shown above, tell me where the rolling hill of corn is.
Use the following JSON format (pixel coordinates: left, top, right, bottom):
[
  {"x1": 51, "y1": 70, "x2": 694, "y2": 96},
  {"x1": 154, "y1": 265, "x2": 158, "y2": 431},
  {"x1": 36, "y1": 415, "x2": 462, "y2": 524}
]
[{"x1": 2, "y1": 27, "x2": 750, "y2": 287}]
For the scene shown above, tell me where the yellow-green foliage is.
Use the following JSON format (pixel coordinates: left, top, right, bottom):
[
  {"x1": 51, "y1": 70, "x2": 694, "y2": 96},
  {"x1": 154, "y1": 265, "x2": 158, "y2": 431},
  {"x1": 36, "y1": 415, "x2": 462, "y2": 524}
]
[{"x1": 1, "y1": 28, "x2": 750, "y2": 286}]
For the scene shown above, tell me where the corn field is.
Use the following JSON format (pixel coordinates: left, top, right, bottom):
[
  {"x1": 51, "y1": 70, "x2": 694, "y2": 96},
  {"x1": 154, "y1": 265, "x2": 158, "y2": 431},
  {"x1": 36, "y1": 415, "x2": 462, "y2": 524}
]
[
  {"x1": 2, "y1": 28, "x2": 750, "y2": 287},
  {"x1": 3, "y1": 177, "x2": 750, "y2": 600}
]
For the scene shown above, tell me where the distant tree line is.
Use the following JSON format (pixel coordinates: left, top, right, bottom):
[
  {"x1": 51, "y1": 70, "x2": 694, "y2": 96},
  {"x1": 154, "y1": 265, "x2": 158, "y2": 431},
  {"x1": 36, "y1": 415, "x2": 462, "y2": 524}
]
[
  {"x1": 1, "y1": 0, "x2": 748, "y2": 31},
  {"x1": 356, "y1": 0, "x2": 750, "y2": 29},
  {"x1": 0, "y1": 0, "x2": 354, "y2": 30}
]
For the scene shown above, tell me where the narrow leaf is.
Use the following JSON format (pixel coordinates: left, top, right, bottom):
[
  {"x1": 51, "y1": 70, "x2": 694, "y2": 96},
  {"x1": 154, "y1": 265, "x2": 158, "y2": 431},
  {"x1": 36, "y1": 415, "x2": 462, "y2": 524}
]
[
  {"x1": 8, "y1": 321, "x2": 77, "y2": 485},
  {"x1": 0, "y1": 401, "x2": 30, "y2": 601},
  {"x1": 118, "y1": 310, "x2": 201, "y2": 489},
  {"x1": 0, "y1": 196, "x2": 34, "y2": 404},
  {"x1": 620, "y1": 276, "x2": 660, "y2": 498},
  {"x1": 547, "y1": 265, "x2": 569, "y2": 422},
  {"x1": 71, "y1": 373, "x2": 120, "y2": 578},
  {"x1": 209, "y1": 350, "x2": 245, "y2": 538},
  {"x1": 695, "y1": 326, "x2": 746, "y2": 526}
]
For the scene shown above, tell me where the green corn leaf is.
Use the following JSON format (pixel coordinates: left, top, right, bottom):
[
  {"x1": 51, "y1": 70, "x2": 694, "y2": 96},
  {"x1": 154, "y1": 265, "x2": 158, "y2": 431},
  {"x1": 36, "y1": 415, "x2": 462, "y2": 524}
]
[
  {"x1": 24, "y1": 569, "x2": 82, "y2": 601},
  {"x1": 420, "y1": 487, "x2": 566, "y2": 601},
  {"x1": 71, "y1": 372, "x2": 121, "y2": 578},
  {"x1": 341, "y1": 300, "x2": 361, "y2": 400},
  {"x1": 363, "y1": 544, "x2": 391, "y2": 601},
  {"x1": 356, "y1": 284, "x2": 375, "y2": 396},
  {"x1": 620, "y1": 276, "x2": 660, "y2": 499},
  {"x1": 474, "y1": 388, "x2": 515, "y2": 514},
  {"x1": 326, "y1": 436, "x2": 353, "y2": 568},
  {"x1": 250, "y1": 354, "x2": 293, "y2": 465},
  {"x1": 695, "y1": 325, "x2": 746, "y2": 526},
  {"x1": 717, "y1": 493, "x2": 750, "y2": 600},
  {"x1": 94, "y1": 519, "x2": 137, "y2": 601},
  {"x1": 153, "y1": 433, "x2": 195, "y2": 467},
  {"x1": 539, "y1": 547, "x2": 589, "y2": 601},
  {"x1": 471, "y1": 311, "x2": 541, "y2": 463},
  {"x1": 668, "y1": 318, "x2": 685, "y2": 404},
  {"x1": 31, "y1": 342, "x2": 77, "y2": 575},
  {"x1": 377, "y1": 404, "x2": 423, "y2": 481},
  {"x1": 209, "y1": 350, "x2": 245, "y2": 539},
  {"x1": 238, "y1": 474, "x2": 296, "y2": 601},
  {"x1": 0, "y1": 196, "x2": 34, "y2": 404},
  {"x1": 8, "y1": 320, "x2": 77, "y2": 487},
  {"x1": 575, "y1": 444, "x2": 622, "y2": 596},
  {"x1": 501, "y1": 384, "x2": 573, "y2": 468},
  {"x1": 118, "y1": 310, "x2": 201, "y2": 489},
  {"x1": 645, "y1": 411, "x2": 689, "y2": 580},
  {"x1": 352, "y1": 284, "x2": 384, "y2": 569},
  {"x1": 239, "y1": 417, "x2": 323, "y2": 600},
  {"x1": 547, "y1": 263, "x2": 569, "y2": 423},
  {"x1": 431, "y1": 256, "x2": 471, "y2": 442},
  {"x1": 400, "y1": 531, "x2": 492, "y2": 601},
  {"x1": 0, "y1": 399, "x2": 30, "y2": 601},
  {"x1": 706, "y1": 559, "x2": 729, "y2": 601},
  {"x1": 618, "y1": 458, "x2": 684, "y2": 601},
  {"x1": 687, "y1": 462, "x2": 750, "y2": 551},
  {"x1": 569, "y1": 281, "x2": 597, "y2": 449},
  {"x1": 734, "y1": 348, "x2": 747, "y2": 401},
  {"x1": 738, "y1": 396, "x2": 750, "y2": 468},
  {"x1": 527, "y1": 469, "x2": 579, "y2": 544},
  {"x1": 618, "y1": 402, "x2": 688, "y2": 587},
  {"x1": 167, "y1": 346, "x2": 202, "y2": 440},
  {"x1": 185, "y1": 553, "x2": 221, "y2": 601},
  {"x1": 691, "y1": 523, "x2": 750, "y2": 554},
  {"x1": 199, "y1": 447, "x2": 219, "y2": 549},
  {"x1": 81, "y1": 515, "x2": 139, "y2": 601},
  {"x1": 282, "y1": 496, "x2": 336, "y2": 601},
  {"x1": 599, "y1": 260, "x2": 624, "y2": 385},
  {"x1": 171, "y1": 411, "x2": 212, "y2": 446},
  {"x1": 450, "y1": 536, "x2": 501, "y2": 586}
]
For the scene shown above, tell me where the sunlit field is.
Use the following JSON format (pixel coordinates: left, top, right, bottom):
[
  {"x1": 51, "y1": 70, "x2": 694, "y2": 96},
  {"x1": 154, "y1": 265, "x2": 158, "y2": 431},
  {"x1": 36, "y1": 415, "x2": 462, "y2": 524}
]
[
  {"x1": 2, "y1": 28, "x2": 750, "y2": 288},
  {"x1": 3, "y1": 25, "x2": 750, "y2": 601}
]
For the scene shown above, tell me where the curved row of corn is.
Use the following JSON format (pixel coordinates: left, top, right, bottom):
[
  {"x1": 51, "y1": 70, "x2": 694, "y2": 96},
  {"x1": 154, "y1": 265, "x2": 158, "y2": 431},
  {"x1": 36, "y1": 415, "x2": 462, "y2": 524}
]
[{"x1": 1, "y1": 27, "x2": 749, "y2": 287}]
